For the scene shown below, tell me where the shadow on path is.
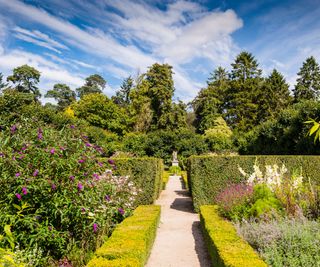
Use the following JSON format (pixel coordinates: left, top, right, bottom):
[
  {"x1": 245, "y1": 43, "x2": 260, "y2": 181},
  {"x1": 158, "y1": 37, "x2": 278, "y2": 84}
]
[{"x1": 192, "y1": 221, "x2": 212, "y2": 267}]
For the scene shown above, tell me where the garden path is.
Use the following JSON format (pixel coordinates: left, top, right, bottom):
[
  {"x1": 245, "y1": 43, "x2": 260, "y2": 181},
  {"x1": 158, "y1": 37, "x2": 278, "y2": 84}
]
[{"x1": 146, "y1": 175, "x2": 211, "y2": 267}]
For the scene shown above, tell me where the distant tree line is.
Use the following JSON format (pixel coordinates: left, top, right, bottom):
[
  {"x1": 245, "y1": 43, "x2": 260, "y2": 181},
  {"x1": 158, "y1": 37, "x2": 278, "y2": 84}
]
[{"x1": 1, "y1": 51, "x2": 320, "y2": 160}]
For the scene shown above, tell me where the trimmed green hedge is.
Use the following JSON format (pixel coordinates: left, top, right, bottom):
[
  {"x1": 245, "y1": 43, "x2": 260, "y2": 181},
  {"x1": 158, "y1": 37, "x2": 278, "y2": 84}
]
[
  {"x1": 200, "y1": 205, "x2": 267, "y2": 267},
  {"x1": 86, "y1": 205, "x2": 161, "y2": 267},
  {"x1": 188, "y1": 155, "x2": 320, "y2": 210},
  {"x1": 102, "y1": 157, "x2": 163, "y2": 205}
]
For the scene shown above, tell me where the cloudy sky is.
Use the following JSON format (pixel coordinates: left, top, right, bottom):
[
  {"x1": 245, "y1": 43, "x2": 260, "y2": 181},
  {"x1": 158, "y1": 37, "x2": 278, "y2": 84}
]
[{"x1": 0, "y1": 0, "x2": 319, "y2": 102}]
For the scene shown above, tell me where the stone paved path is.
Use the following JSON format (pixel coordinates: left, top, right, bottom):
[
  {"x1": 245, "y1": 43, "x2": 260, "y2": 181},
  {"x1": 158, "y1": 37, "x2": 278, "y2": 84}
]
[{"x1": 146, "y1": 175, "x2": 212, "y2": 267}]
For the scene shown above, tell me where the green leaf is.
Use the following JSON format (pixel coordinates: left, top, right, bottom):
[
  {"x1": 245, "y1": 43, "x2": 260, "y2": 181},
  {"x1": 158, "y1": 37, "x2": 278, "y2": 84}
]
[
  {"x1": 13, "y1": 204, "x2": 21, "y2": 210},
  {"x1": 309, "y1": 123, "x2": 320, "y2": 136}
]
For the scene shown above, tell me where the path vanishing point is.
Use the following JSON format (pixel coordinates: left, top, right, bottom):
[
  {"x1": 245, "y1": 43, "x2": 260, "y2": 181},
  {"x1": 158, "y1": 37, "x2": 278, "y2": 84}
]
[{"x1": 146, "y1": 175, "x2": 212, "y2": 267}]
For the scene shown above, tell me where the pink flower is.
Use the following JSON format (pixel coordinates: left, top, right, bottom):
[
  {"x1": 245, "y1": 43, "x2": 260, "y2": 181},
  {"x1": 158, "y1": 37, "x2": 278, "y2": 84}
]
[
  {"x1": 15, "y1": 193, "x2": 22, "y2": 200},
  {"x1": 33, "y1": 169, "x2": 39, "y2": 176},
  {"x1": 69, "y1": 175, "x2": 75, "y2": 182},
  {"x1": 93, "y1": 223, "x2": 98, "y2": 233},
  {"x1": 77, "y1": 182, "x2": 83, "y2": 191},
  {"x1": 22, "y1": 187, "x2": 27, "y2": 195},
  {"x1": 78, "y1": 159, "x2": 85, "y2": 164},
  {"x1": 15, "y1": 173, "x2": 21, "y2": 177},
  {"x1": 118, "y1": 208, "x2": 125, "y2": 215},
  {"x1": 50, "y1": 149, "x2": 55, "y2": 155}
]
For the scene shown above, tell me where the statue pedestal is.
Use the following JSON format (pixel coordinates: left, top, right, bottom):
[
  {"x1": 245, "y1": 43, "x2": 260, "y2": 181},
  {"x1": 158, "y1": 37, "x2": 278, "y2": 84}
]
[{"x1": 172, "y1": 160, "x2": 179, "y2": 167}]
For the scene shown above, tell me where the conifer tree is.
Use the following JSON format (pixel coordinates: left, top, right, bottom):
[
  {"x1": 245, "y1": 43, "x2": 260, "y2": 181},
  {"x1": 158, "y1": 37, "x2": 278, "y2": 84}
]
[
  {"x1": 258, "y1": 69, "x2": 291, "y2": 121},
  {"x1": 294, "y1": 56, "x2": 320, "y2": 102},
  {"x1": 227, "y1": 51, "x2": 262, "y2": 131}
]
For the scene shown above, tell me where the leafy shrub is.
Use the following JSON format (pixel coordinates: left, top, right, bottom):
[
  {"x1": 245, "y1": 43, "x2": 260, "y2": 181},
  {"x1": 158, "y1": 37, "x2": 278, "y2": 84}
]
[
  {"x1": 122, "y1": 132, "x2": 148, "y2": 156},
  {"x1": 187, "y1": 155, "x2": 320, "y2": 211},
  {"x1": 86, "y1": 205, "x2": 161, "y2": 267},
  {"x1": 106, "y1": 157, "x2": 163, "y2": 205},
  {"x1": 0, "y1": 119, "x2": 139, "y2": 265},
  {"x1": 215, "y1": 183, "x2": 254, "y2": 221},
  {"x1": 204, "y1": 117, "x2": 233, "y2": 152},
  {"x1": 169, "y1": 165, "x2": 181, "y2": 175},
  {"x1": 72, "y1": 93, "x2": 129, "y2": 135},
  {"x1": 237, "y1": 218, "x2": 320, "y2": 267},
  {"x1": 200, "y1": 205, "x2": 267, "y2": 267}
]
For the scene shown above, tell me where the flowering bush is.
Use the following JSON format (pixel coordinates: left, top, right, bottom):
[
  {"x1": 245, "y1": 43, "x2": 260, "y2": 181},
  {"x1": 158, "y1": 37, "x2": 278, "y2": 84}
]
[
  {"x1": 239, "y1": 162, "x2": 318, "y2": 218},
  {"x1": 0, "y1": 118, "x2": 140, "y2": 266},
  {"x1": 215, "y1": 183, "x2": 254, "y2": 220}
]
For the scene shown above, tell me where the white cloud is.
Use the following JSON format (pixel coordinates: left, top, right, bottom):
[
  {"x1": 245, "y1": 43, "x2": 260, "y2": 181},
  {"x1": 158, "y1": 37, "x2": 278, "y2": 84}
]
[
  {"x1": 0, "y1": 49, "x2": 84, "y2": 95},
  {"x1": 0, "y1": 0, "x2": 243, "y2": 101}
]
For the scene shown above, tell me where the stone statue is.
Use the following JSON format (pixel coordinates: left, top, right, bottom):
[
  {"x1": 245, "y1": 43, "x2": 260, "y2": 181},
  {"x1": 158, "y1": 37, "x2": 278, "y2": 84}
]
[{"x1": 172, "y1": 151, "x2": 179, "y2": 166}]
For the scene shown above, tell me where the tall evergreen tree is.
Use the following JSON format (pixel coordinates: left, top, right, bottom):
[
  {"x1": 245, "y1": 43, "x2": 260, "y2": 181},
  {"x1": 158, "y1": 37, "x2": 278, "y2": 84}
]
[
  {"x1": 258, "y1": 69, "x2": 291, "y2": 121},
  {"x1": 145, "y1": 63, "x2": 175, "y2": 129},
  {"x1": 293, "y1": 56, "x2": 320, "y2": 102},
  {"x1": 112, "y1": 76, "x2": 134, "y2": 107},
  {"x1": 227, "y1": 51, "x2": 262, "y2": 131},
  {"x1": 192, "y1": 67, "x2": 229, "y2": 133}
]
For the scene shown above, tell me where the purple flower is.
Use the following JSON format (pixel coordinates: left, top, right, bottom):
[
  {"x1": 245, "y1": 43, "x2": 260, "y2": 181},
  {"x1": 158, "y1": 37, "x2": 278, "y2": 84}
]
[
  {"x1": 81, "y1": 207, "x2": 86, "y2": 213},
  {"x1": 10, "y1": 125, "x2": 17, "y2": 134},
  {"x1": 0, "y1": 152, "x2": 4, "y2": 157},
  {"x1": 15, "y1": 193, "x2": 22, "y2": 200},
  {"x1": 93, "y1": 173, "x2": 99, "y2": 180},
  {"x1": 98, "y1": 162, "x2": 103, "y2": 167},
  {"x1": 69, "y1": 175, "x2": 75, "y2": 182},
  {"x1": 108, "y1": 159, "x2": 115, "y2": 165},
  {"x1": 22, "y1": 187, "x2": 27, "y2": 195},
  {"x1": 83, "y1": 172, "x2": 88, "y2": 177},
  {"x1": 15, "y1": 172, "x2": 21, "y2": 177},
  {"x1": 85, "y1": 143, "x2": 92, "y2": 147},
  {"x1": 105, "y1": 195, "x2": 111, "y2": 202},
  {"x1": 51, "y1": 184, "x2": 57, "y2": 190},
  {"x1": 118, "y1": 208, "x2": 125, "y2": 215},
  {"x1": 33, "y1": 169, "x2": 39, "y2": 176},
  {"x1": 70, "y1": 125, "x2": 75, "y2": 129},
  {"x1": 50, "y1": 149, "x2": 55, "y2": 155},
  {"x1": 93, "y1": 223, "x2": 98, "y2": 233},
  {"x1": 78, "y1": 159, "x2": 85, "y2": 163},
  {"x1": 37, "y1": 133, "x2": 43, "y2": 140},
  {"x1": 77, "y1": 182, "x2": 83, "y2": 191}
]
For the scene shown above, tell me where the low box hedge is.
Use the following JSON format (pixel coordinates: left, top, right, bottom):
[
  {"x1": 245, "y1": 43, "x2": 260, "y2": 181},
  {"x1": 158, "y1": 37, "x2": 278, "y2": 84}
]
[
  {"x1": 101, "y1": 157, "x2": 163, "y2": 205},
  {"x1": 86, "y1": 205, "x2": 161, "y2": 267},
  {"x1": 200, "y1": 205, "x2": 267, "y2": 267},
  {"x1": 188, "y1": 155, "x2": 320, "y2": 210}
]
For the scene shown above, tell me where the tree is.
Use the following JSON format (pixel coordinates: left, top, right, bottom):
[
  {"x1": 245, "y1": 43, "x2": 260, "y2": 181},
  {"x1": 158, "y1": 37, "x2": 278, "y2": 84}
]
[
  {"x1": 145, "y1": 63, "x2": 175, "y2": 129},
  {"x1": 171, "y1": 101, "x2": 187, "y2": 129},
  {"x1": 0, "y1": 73, "x2": 8, "y2": 91},
  {"x1": 294, "y1": 56, "x2": 320, "y2": 102},
  {"x1": 72, "y1": 93, "x2": 129, "y2": 135},
  {"x1": 258, "y1": 69, "x2": 291, "y2": 121},
  {"x1": 112, "y1": 76, "x2": 134, "y2": 107},
  {"x1": 227, "y1": 51, "x2": 263, "y2": 131},
  {"x1": 204, "y1": 117, "x2": 233, "y2": 152},
  {"x1": 76, "y1": 74, "x2": 106, "y2": 98},
  {"x1": 45, "y1": 83, "x2": 76, "y2": 110},
  {"x1": 7, "y1": 65, "x2": 41, "y2": 98},
  {"x1": 192, "y1": 67, "x2": 229, "y2": 133}
]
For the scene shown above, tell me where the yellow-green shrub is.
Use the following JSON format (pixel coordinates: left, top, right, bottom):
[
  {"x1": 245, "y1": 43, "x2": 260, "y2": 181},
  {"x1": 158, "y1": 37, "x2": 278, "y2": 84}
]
[
  {"x1": 162, "y1": 171, "x2": 170, "y2": 189},
  {"x1": 86, "y1": 205, "x2": 161, "y2": 267},
  {"x1": 200, "y1": 205, "x2": 267, "y2": 267},
  {"x1": 181, "y1": 171, "x2": 188, "y2": 190}
]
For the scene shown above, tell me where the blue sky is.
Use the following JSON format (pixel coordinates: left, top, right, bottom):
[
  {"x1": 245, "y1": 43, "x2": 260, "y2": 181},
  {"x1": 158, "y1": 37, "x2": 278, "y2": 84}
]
[{"x1": 0, "y1": 0, "x2": 319, "y2": 103}]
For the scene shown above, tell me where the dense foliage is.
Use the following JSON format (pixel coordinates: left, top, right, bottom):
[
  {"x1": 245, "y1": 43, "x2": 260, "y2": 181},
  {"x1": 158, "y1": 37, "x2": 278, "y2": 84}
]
[{"x1": 187, "y1": 155, "x2": 320, "y2": 211}]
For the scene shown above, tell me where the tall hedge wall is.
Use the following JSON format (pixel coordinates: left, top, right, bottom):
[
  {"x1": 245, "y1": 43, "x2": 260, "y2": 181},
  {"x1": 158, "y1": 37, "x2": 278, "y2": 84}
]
[
  {"x1": 102, "y1": 157, "x2": 163, "y2": 205},
  {"x1": 188, "y1": 155, "x2": 320, "y2": 211}
]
